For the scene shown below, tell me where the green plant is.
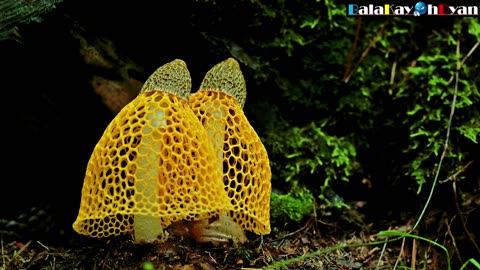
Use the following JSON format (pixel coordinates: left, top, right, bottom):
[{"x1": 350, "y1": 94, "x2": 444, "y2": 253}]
[
  {"x1": 393, "y1": 17, "x2": 480, "y2": 192},
  {"x1": 460, "y1": 258, "x2": 480, "y2": 270},
  {"x1": 269, "y1": 122, "x2": 358, "y2": 185}
]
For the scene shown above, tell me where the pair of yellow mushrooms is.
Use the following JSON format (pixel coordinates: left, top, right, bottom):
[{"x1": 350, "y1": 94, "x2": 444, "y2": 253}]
[{"x1": 72, "y1": 58, "x2": 271, "y2": 244}]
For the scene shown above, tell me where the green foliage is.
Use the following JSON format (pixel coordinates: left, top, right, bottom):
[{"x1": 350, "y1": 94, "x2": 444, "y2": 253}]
[
  {"x1": 268, "y1": 122, "x2": 358, "y2": 188},
  {"x1": 250, "y1": 5, "x2": 480, "y2": 195},
  {"x1": 460, "y1": 258, "x2": 480, "y2": 270},
  {"x1": 243, "y1": 0, "x2": 374, "y2": 210},
  {"x1": 392, "y1": 18, "x2": 480, "y2": 192}
]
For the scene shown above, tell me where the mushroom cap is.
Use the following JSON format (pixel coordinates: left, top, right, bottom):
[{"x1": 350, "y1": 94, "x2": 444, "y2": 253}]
[
  {"x1": 73, "y1": 59, "x2": 232, "y2": 238},
  {"x1": 197, "y1": 58, "x2": 246, "y2": 108},
  {"x1": 140, "y1": 59, "x2": 191, "y2": 100},
  {"x1": 189, "y1": 58, "x2": 272, "y2": 235}
]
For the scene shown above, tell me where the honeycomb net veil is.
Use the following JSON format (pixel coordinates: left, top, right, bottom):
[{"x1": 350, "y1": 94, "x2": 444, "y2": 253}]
[{"x1": 73, "y1": 91, "x2": 232, "y2": 238}]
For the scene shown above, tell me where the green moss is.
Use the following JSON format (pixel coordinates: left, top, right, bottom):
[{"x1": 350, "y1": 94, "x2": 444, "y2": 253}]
[{"x1": 270, "y1": 187, "x2": 314, "y2": 224}]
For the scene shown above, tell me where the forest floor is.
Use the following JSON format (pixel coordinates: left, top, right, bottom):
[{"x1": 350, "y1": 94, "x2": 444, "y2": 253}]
[{"x1": 1, "y1": 206, "x2": 456, "y2": 270}]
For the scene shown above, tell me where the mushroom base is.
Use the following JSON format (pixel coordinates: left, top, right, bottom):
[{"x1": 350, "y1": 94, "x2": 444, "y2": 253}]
[
  {"x1": 169, "y1": 212, "x2": 247, "y2": 245},
  {"x1": 134, "y1": 215, "x2": 167, "y2": 244}
]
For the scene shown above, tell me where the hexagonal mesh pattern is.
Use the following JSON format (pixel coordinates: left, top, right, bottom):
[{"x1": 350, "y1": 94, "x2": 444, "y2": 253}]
[
  {"x1": 73, "y1": 91, "x2": 232, "y2": 238},
  {"x1": 189, "y1": 91, "x2": 272, "y2": 234}
]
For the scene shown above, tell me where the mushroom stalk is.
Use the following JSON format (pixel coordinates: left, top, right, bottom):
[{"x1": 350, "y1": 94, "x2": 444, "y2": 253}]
[
  {"x1": 132, "y1": 59, "x2": 191, "y2": 243},
  {"x1": 195, "y1": 100, "x2": 249, "y2": 244},
  {"x1": 205, "y1": 105, "x2": 226, "y2": 174},
  {"x1": 199, "y1": 58, "x2": 246, "y2": 172},
  {"x1": 134, "y1": 110, "x2": 167, "y2": 243}
]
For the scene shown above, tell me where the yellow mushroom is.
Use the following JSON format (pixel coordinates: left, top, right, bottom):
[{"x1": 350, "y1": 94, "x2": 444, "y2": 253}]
[
  {"x1": 72, "y1": 59, "x2": 233, "y2": 243},
  {"x1": 188, "y1": 58, "x2": 272, "y2": 243}
]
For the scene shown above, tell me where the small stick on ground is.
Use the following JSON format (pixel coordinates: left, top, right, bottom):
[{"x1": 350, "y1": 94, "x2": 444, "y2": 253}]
[
  {"x1": 1, "y1": 236, "x2": 5, "y2": 269},
  {"x1": 445, "y1": 216, "x2": 463, "y2": 265},
  {"x1": 393, "y1": 235, "x2": 407, "y2": 270},
  {"x1": 411, "y1": 238, "x2": 417, "y2": 270},
  {"x1": 270, "y1": 217, "x2": 314, "y2": 242}
]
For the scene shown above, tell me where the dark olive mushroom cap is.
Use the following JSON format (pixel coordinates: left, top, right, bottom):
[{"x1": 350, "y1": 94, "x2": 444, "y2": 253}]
[
  {"x1": 198, "y1": 58, "x2": 246, "y2": 108},
  {"x1": 140, "y1": 59, "x2": 191, "y2": 101}
]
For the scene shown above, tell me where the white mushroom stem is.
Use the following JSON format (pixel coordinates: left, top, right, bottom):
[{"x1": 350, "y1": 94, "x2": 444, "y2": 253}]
[
  {"x1": 199, "y1": 58, "x2": 246, "y2": 172},
  {"x1": 134, "y1": 109, "x2": 167, "y2": 243},
  {"x1": 131, "y1": 59, "x2": 191, "y2": 243},
  {"x1": 192, "y1": 58, "x2": 249, "y2": 243},
  {"x1": 205, "y1": 104, "x2": 226, "y2": 173}
]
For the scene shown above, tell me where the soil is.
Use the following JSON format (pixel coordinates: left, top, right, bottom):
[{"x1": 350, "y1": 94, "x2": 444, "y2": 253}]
[{"x1": 0, "y1": 207, "x2": 452, "y2": 270}]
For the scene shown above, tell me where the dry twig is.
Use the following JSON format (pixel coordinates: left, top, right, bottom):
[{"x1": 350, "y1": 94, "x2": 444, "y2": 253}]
[
  {"x1": 444, "y1": 217, "x2": 463, "y2": 265},
  {"x1": 344, "y1": 20, "x2": 388, "y2": 83}
]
